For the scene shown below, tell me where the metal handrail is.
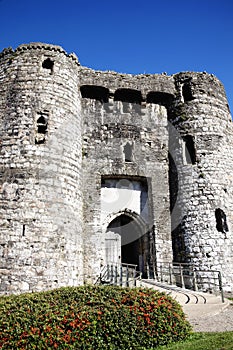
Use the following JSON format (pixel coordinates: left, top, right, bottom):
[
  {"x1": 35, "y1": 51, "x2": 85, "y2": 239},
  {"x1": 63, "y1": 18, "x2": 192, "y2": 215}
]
[
  {"x1": 98, "y1": 263, "x2": 142, "y2": 287},
  {"x1": 154, "y1": 261, "x2": 224, "y2": 302}
]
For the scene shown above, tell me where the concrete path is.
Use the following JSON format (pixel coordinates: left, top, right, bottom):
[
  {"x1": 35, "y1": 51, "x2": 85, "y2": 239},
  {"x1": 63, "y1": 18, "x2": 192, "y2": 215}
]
[
  {"x1": 137, "y1": 279, "x2": 232, "y2": 331},
  {"x1": 187, "y1": 305, "x2": 233, "y2": 332}
]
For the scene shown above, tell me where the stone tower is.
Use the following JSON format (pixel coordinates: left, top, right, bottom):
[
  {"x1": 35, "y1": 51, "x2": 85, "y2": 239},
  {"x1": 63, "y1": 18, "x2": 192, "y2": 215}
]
[
  {"x1": 0, "y1": 43, "x2": 83, "y2": 292},
  {"x1": 169, "y1": 72, "x2": 233, "y2": 291},
  {"x1": 0, "y1": 43, "x2": 232, "y2": 294}
]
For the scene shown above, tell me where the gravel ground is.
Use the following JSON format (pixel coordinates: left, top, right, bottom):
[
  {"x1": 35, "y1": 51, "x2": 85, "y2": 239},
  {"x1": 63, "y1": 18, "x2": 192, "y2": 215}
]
[{"x1": 188, "y1": 304, "x2": 233, "y2": 332}]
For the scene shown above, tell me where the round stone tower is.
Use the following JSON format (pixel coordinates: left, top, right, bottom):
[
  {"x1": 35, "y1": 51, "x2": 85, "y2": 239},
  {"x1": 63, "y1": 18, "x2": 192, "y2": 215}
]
[
  {"x1": 169, "y1": 72, "x2": 233, "y2": 291},
  {"x1": 0, "y1": 43, "x2": 83, "y2": 293}
]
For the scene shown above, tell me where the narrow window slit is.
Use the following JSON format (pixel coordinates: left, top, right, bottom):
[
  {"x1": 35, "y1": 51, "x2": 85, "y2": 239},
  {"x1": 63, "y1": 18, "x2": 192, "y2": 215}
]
[
  {"x1": 35, "y1": 113, "x2": 48, "y2": 145},
  {"x1": 182, "y1": 83, "x2": 194, "y2": 102},
  {"x1": 182, "y1": 135, "x2": 196, "y2": 165},
  {"x1": 215, "y1": 208, "x2": 229, "y2": 234},
  {"x1": 124, "y1": 142, "x2": 133, "y2": 162}
]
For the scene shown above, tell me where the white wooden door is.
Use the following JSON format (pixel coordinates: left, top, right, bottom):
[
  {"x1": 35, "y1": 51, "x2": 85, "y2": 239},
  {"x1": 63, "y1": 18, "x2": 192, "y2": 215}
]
[{"x1": 105, "y1": 231, "x2": 121, "y2": 265}]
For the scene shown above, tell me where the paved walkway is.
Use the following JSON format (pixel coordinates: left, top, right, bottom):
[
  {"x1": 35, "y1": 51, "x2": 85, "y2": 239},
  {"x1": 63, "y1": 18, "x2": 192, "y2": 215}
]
[
  {"x1": 138, "y1": 279, "x2": 233, "y2": 332},
  {"x1": 188, "y1": 304, "x2": 233, "y2": 332}
]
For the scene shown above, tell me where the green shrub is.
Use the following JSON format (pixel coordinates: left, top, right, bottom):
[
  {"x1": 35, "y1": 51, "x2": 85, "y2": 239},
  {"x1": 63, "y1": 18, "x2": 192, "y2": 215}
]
[{"x1": 0, "y1": 285, "x2": 192, "y2": 349}]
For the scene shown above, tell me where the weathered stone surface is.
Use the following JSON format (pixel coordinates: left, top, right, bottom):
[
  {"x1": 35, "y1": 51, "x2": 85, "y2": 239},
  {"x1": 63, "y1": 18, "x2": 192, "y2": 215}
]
[{"x1": 0, "y1": 42, "x2": 232, "y2": 294}]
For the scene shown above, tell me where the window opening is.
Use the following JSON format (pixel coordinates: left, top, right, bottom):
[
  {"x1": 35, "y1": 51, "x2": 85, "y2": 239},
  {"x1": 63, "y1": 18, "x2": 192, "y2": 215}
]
[
  {"x1": 80, "y1": 85, "x2": 109, "y2": 103},
  {"x1": 114, "y1": 89, "x2": 142, "y2": 104},
  {"x1": 146, "y1": 91, "x2": 174, "y2": 106},
  {"x1": 182, "y1": 83, "x2": 194, "y2": 102},
  {"x1": 124, "y1": 142, "x2": 133, "y2": 162},
  {"x1": 42, "y1": 58, "x2": 54, "y2": 74},
  {"x1": 182, "y1": 135, "x2": 196, "y2": 165},
  {"x1": 215, "y1": 208, "x2": 229, "y2": 233},
  {"x1": 35, "y1": 113, "x2": 48, "y2": 144}
]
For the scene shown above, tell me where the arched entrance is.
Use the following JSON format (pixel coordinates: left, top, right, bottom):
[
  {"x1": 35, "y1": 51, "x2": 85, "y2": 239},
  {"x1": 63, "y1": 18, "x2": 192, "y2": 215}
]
[{"x1": 105, "y1": 212, "x2": 147, "y2": 275}]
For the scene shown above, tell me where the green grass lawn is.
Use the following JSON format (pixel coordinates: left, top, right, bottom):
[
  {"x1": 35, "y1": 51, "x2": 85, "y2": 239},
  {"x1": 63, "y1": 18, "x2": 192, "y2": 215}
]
[{"x1": 156, "y1": 332, "x2": 233, "y2": 350}]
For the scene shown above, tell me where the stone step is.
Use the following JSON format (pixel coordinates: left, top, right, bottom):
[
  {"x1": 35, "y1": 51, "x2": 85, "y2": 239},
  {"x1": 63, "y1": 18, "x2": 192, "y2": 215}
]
[
  {"x1": 137, "y1": 279, "x2": 231, "y2": 320},
  {"x1": 137, "y1": 279, "x2": 226, "y2": 306}
]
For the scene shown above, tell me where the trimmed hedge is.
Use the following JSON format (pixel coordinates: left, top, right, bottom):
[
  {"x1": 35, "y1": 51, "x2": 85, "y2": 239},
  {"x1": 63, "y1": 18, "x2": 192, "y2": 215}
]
[{"x1": 0, "y1": 285, "x2": 192, "y2": 349}]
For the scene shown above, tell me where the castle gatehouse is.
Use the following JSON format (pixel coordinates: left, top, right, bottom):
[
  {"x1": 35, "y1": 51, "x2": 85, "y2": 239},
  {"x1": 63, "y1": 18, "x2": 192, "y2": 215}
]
[{"x1": 0, "y1": 43, "x2": 232, "y2": 293}]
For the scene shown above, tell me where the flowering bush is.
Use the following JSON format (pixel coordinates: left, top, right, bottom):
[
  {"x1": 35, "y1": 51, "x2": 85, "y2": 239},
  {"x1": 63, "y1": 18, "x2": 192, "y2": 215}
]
[{"x1": 0, "y1": 285, "x2": 192, "y2": 349}]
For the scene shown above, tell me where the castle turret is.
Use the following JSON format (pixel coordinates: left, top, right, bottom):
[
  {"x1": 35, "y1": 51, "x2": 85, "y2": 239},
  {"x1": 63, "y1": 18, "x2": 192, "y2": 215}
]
[
  {"x1": 0, "y1": 43, "x2": 83, "y2": 293},
  {"x1": 169, "y1": 72, "x2": 233, "y2": 291}
]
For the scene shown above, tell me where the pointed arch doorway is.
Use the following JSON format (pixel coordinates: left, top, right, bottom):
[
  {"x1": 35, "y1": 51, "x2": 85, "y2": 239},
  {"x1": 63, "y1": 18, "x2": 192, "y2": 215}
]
[{"x1": 105, "y1": 212, "x2": 147, "y2": 275}]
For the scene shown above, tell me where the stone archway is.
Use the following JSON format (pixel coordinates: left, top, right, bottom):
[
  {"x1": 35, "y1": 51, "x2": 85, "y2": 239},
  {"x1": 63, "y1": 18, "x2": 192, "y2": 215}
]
[{"x1": 105, "y1": 211, "x2": 148, "y2": 276}]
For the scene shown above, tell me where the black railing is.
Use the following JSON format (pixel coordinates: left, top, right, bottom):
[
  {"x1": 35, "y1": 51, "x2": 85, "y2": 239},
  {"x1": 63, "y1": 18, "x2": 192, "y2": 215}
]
[
  {"x1": 155, "y1": 262, "x2": 224, "y2": 302},
  {"x1": 98, "y1": 263, "x2": 142, "y2": 287},
  {"x1": 95, "y1": 262, "x2": 225, "y2": 303}
]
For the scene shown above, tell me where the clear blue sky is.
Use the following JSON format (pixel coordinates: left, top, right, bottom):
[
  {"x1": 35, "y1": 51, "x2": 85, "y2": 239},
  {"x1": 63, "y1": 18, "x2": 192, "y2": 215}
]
[{"x1": 0, "y1": 0, "x2": 233, "y2": 112}]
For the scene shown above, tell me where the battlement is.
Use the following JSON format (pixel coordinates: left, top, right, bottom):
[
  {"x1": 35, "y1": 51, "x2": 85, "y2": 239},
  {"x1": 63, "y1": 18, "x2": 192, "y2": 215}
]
[
  {"x1": 0, "y1": 43, "x2": 229, "y2": 116},
  {"x1": 0, "y1": 42, "x2": 79, "y2": 65}
]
